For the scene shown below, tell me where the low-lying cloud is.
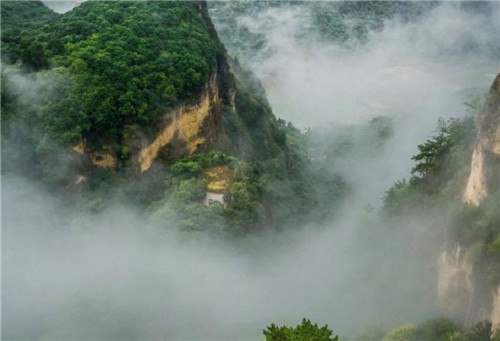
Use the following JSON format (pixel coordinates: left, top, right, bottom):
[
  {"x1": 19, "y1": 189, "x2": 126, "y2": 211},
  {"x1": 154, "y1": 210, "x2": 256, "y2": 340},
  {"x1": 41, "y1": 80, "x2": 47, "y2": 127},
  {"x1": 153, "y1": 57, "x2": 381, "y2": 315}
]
[{"x1": 3, "y1": 178, "x2": 442, "y2": 340}]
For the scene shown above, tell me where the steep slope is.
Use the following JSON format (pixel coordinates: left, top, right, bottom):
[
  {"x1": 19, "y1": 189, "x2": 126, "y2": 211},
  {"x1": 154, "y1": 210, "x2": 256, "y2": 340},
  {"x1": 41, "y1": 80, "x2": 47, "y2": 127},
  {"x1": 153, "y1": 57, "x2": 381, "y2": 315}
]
[
  {"x1": 463, "y1": 73, "x2": 500, "y2": 205},
  {"x1": 457, "y1": 71, "x2": 500, "y2": 331}
]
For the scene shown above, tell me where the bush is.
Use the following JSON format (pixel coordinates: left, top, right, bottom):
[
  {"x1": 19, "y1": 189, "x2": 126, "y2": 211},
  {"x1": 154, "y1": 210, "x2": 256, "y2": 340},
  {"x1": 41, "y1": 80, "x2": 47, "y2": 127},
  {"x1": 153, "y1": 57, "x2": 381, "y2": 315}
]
[
  {"x1": 383, "y1": 324, "x2": 416, "y2": 341},
  {"x1": 263, "y1": 318, "x2": 338, "y2": 341}
]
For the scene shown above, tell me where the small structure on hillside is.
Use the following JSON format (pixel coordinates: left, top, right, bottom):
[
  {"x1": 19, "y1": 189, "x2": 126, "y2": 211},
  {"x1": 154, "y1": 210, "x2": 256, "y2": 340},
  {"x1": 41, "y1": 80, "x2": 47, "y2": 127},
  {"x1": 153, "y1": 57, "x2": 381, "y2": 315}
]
[{"x1": 203, "y1": 192, "x2": 231, "y2": 207}]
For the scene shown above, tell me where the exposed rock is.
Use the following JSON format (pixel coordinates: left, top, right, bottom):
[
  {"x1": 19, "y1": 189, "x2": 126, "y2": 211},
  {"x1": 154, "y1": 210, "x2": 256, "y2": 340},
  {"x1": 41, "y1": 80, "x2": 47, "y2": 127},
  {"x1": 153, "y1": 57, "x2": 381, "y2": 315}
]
[
  {"x1": 437, "y1": 244, "x2": 475, "y2": 323},
  {"x1": 463, "y1": 72, "x2": 500, "y2": 205},
  {"x1": 72, "y1": 140, "x2": 117, "y2": 169},
  {"x1": 89, "y1": 151, "x2": 117, "y2": 169},
  {"x1": 72, "y1": 141, "x2": 85, "y2": 154},
  {"x1": 138, "y1": 71, "x2": 220, "y2": 173},
  {"x1": 204, "y1": 165, "x2": 234, "y2": 193},
  {"x1": 463, "y1": 146, "x2": 488, "y2": 206}
]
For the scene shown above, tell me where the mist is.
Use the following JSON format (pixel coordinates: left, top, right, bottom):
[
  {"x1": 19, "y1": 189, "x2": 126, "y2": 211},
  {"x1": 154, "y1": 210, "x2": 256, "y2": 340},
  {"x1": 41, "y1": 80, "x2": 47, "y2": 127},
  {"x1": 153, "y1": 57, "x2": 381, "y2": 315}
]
[
  {"x1": 225, "y1": 1, "x2": 499, "y2": 205},
  {"x1": 3, "y1": 175, "x2": 442, "y2": 340},
  {"x1": 3, "y1": 1, "x2": 500, "y2": 340}
]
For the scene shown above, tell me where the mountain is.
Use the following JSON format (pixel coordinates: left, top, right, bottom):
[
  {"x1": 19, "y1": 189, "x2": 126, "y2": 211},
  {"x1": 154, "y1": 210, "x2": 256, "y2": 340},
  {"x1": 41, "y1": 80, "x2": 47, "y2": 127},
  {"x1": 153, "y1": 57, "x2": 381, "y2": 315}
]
[
  {"x1": 1, "y1": 1, "x2": 347, "y2": 233},
  {"x1": 1, "y1": 1, "x2": 286, "y2": 182}
]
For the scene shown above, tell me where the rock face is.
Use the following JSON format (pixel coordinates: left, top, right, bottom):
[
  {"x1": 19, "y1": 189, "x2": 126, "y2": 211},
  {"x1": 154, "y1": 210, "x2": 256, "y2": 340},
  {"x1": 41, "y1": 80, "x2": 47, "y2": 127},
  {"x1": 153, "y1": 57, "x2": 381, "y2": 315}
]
[
  {"x1": 137, "y1": 70, "x2": 221, "y2": 173},
  {"x1": 463, "y1": 73, "x2": 500, "y2": 205},
  {"x1": 437, "y1": 244, "x2": 497, "y2": 327},
  {"x1": 443, "y1": 73, "x2": 500, "y2": 329},
  {"x1": 437, "y1": 245, "x2": 475, "y2": 323}
]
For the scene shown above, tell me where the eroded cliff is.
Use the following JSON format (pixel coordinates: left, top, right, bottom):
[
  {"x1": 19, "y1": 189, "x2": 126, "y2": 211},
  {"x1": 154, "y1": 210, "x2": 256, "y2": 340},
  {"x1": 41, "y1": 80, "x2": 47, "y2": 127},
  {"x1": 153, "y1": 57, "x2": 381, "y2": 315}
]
[
  {"x1": 137, "y1": 71, "x2": 220, "y2": 173},
  {"x1": 463, "y1": 73, "x2": 500, "y2": 205},
  {"x1": 437, "y1": 245, "x2": 475, "y2": 324},
  {"x1": 437, "y1": 72, "x2": 500, "y2": 332}
]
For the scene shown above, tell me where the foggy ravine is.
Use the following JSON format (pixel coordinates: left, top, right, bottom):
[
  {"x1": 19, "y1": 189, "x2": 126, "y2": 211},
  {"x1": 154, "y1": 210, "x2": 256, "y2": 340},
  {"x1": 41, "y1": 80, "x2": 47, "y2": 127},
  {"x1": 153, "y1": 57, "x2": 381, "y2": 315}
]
[
  {"x1": 3, "y1": 1, "x2": 500, "y2": 340},
  {"x1": 213, "y1": 1, "x2": 500, "y2": 205}
]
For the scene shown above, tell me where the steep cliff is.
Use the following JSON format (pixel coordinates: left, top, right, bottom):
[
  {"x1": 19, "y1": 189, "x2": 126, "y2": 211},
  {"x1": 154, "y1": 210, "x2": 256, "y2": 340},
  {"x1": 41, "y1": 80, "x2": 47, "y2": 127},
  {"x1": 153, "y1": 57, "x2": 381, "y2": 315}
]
[
  {"x1": 463, "y1": 73, "x2": 500, "y2": 206},
  {"x1": 437, "y1": 245, "x2": 475, "y2": 324},
  {"x1": 437, "y1": 71, "x2": 500, "y2": 330}
]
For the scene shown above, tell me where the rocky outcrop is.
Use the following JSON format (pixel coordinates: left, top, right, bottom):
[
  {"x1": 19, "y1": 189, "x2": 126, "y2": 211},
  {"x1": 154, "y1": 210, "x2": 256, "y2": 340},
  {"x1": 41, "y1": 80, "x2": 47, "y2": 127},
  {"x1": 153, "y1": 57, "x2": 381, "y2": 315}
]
[
  {"x1": 437, "y1": 245, "x2": 475, "y2": 323},
  {"x1": 137, "y1": 71, "x2": 221, "y2": 173},
  {"x1": 463, "y1": 72, "x2": 500, "y2": 205},
  {"x1": 72, "y1": 141, "x2": 117, "y2": 169},
  {"x1": 60, "y1": 0, "x2": 284, "y2": 182},
  {"x1": 438, "y1": 243, "x2": 500, "y2": 330}
]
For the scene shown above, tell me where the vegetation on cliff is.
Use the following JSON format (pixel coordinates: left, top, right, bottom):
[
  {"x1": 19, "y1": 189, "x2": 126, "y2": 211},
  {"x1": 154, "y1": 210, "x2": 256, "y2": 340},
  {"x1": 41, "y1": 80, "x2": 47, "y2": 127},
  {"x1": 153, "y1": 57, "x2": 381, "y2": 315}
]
[
  {"x1": 0, "y1": 1, "x2": 347, "y2": 234},
  {"x1": 2, "y1": 1, "x2": 220, "y2": 146}
]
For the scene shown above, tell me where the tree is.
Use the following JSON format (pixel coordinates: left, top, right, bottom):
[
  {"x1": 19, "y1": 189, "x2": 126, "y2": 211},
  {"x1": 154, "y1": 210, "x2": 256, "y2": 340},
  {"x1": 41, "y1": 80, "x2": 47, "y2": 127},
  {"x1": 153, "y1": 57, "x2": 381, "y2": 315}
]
[
  {"x1": 411, "y1": 318, "x2": 462, "y2": 341},
  {"x1": 263, "y1": 318, "x2": 339, "y2": 341}
]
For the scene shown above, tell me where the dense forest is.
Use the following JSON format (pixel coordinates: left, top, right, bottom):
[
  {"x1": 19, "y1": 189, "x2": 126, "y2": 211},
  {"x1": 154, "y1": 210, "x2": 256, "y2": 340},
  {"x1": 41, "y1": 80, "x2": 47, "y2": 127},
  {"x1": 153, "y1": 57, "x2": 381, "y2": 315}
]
[{"x1": 2, "y1": 1, "x2": 500, "y2": 340}]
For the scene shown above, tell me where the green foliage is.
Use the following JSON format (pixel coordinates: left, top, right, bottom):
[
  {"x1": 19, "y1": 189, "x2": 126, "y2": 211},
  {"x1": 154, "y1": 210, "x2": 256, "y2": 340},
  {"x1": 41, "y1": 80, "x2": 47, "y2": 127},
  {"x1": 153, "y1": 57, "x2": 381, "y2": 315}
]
[
  {"x1": 170, "y1": 161, "x2": 203, "y2": 180},
  {"x1": 411, "y1": 318, "x2": 462, "y2": 341},
  {"x1": 174, "y1": 150, "x2": 234, "y2": 169},
  {"x1": 411, "y1": 117, "x2": 476, "y2": 186},
  {"x1": 224, "y1": 180, "x2": 261, "y2": 233},
  {"x1": 383, "y1": 115, "x2": 476, "y2": 216},
  {"x1": 383, "y1": 179, "x2": 415, "y2": 215},
  {"x1": 227, "y1": 61, "x2": 287, "y2": 161},
  {"x1": 1, "y1": 1, "x2": 58, "y2": 66},
  {"x1": 149, "y1": 151, "x2": 261, "y2": 235},
  {"x1": 263, "y1": 318, "x2": 338, "y2": 341},
  {"x1": 2, "y1": 1, "x2": 220, "y2": 148},
  {"x1": 466, "y1": 321, "x2": 495, "y2": 341},
  {"x1": 1, "y1": 1, "x2": 57, "y2": 31},
  {"x1": 446, "y1": 320, "x2": 500, "y2": 341},
  {"x1": 383, "y1": 324, "x2": 416, "y2": 341},
  {"x1": 383, "y1": 319, "x2": 498, "y2": 341},
  {"x1": 209, "y1": 2, "x2": 435, "y2": 62}
]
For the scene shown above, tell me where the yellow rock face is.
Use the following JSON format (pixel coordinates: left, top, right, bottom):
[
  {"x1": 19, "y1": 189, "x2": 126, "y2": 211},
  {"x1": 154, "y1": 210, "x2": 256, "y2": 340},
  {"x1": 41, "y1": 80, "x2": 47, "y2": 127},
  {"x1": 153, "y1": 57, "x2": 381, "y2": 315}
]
[
  {"x1": 72, "y1": 141, "x2": 85, "y2": 154},
  {"x1": 72, "y1": 140, "x2": 117, "y2": 169},
  {"x1": 90, "y1": 152, "x2": 117, "y2": 168},
  {"x1": 205, "y1": 166, "x2": 234, "y2": 193},
  {"x1": 138, "y1": 73, "x2": 219, "y2": 173}
]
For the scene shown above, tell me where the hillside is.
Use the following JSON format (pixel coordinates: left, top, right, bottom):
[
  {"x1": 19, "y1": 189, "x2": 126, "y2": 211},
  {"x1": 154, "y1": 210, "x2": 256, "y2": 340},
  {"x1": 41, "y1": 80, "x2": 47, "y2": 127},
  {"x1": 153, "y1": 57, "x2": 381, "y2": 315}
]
[
  {"x1": 1, "y1": 1, "x2": 280, "y2": 178},
  {"x1": 1, "y1": 0, "x2": 347, "y2": 233}
]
